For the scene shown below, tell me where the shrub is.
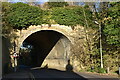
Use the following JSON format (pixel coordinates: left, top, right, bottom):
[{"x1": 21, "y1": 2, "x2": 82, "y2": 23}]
[
  {"x1": 7, "y1": 2, "x2": 43, "y2": 30},
  {"x1": 98, "y1": 68, "x2": 106, "y2": 73}
]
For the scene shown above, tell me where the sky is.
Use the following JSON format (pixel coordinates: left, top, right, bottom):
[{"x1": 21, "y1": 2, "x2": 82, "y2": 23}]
[
  {"x1": 7, "y1": 0, "x2": 100, "y2": 8},
  {"x1": 7, "y1": 0, "x2": 86, "y2": 4},
  {"x1": 7, "y1": 0, "x2": 49, "y2": 3},
  {"x1": 4, "y1": 0, "x2": 120, "y2": 2},
  {"x1": 7, "y1": 0, "x2": 49, "y2": 4}
]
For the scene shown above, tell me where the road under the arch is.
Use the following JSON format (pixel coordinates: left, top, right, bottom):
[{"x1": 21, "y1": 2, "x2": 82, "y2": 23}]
[{"x1": 18, "y1": 30, "x2": 71, "y2": 69}]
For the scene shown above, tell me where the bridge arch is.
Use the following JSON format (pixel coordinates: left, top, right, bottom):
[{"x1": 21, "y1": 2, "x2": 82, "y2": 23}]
[
  {"x1": 17, "y1": 24, "x2": 74, "y2": 51},
  {"x1": 17, "y1": 24, "x2": 74, "y2": 69}
]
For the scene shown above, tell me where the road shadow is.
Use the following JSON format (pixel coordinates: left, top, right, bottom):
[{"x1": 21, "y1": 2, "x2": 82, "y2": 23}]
[
  {"x1": 2, "y1": 67, "x2": 87, "y2": 80},
  {"x1": 2, "y1": 59, "x2": 87, "y2": 80},
  {"x1": 2, "y1": 59, "x2": 88, "y2": 80},
  {"x1": 30, "y1": 68, "x2": 87, "y2": 80}
]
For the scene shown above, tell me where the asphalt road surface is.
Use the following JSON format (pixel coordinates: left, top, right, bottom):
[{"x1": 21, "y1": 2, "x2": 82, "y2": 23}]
[{"x1": 2, "y1": 68, "x2": 119, "y2": 80}]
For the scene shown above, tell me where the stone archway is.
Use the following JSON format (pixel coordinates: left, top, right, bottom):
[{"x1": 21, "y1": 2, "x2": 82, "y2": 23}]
[
  {"x1": 17, "y1": 24, "x2": 74, "y2": 53},
  {"x1": 15, "y1": 24, "x2": 75, "y2": 70}
]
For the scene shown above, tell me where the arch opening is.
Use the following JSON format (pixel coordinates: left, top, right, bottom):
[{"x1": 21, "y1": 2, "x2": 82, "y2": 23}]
[{"x1": 18, "y1": 30, "x2": 71, "y2": 70}]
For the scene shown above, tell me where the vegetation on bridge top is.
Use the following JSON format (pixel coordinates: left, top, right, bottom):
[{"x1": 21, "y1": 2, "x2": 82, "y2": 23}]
[{"x1": 4, "y1": 2, "x2": 43, "y2": 30}]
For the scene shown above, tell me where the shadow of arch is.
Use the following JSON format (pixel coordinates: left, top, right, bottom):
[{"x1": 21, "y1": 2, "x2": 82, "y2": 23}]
[
  {"x1": 18, "y1": 30, "x2": 71, "y2": 68},
  {"x1": 3, "y1": 68, "x2": 87, "y2": 79}
]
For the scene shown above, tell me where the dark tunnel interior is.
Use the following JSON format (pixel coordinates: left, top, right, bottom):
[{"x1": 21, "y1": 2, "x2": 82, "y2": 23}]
[{"x1": 18, "y1": 30, "x2": 63, "y2": 68}]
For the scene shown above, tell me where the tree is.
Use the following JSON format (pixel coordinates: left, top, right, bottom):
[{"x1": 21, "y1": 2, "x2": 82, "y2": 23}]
[
  {"x1": 102, "y1": 2, "x2": 120, "y2": 73},
  {"x1": 103, "y1": 2, "x2": 120, "y2": 47},
  {"x1": 91, "y1": 2, "x2": 110, "y2": 69},
  {"x1": 2, "y1": 2, "x2": 13, "y2": 37},
  {"x1": 51, "y1": 6, "x2": 93, "y2": 29},
  {"x1": 6, "y1": 2, "x2": 43, "y2": 30},
  {"x1": 92, "y1": 2, "x2": 120, "y2": 73}
]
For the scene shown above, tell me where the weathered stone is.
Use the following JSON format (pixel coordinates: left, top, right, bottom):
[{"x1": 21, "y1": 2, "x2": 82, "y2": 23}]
[{"x1": 10, "y1": 24, "x2": 88, "y2": 71}]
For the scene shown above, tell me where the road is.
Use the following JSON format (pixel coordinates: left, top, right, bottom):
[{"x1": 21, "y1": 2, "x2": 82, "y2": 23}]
[{"x1": 2, "y1": 68, "x2": 119, "y2": 80}]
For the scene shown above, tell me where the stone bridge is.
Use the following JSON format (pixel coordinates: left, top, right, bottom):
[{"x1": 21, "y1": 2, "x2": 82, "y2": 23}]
[{"x1": 12, "y1": 24, "x2": 85, "y2": 70}]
